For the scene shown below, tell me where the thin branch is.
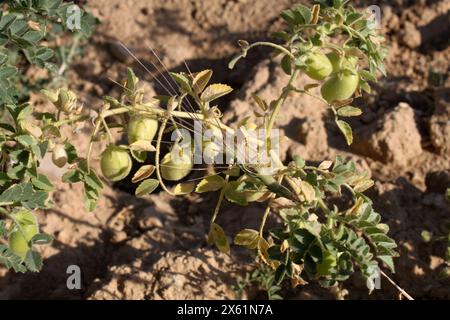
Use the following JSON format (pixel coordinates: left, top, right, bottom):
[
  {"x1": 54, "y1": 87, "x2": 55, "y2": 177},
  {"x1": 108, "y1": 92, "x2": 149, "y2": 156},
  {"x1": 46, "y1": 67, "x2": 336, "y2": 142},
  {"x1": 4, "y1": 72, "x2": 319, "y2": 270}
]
[{"x1": 380, "y1": 270, "x2": 414, "y2": 301}]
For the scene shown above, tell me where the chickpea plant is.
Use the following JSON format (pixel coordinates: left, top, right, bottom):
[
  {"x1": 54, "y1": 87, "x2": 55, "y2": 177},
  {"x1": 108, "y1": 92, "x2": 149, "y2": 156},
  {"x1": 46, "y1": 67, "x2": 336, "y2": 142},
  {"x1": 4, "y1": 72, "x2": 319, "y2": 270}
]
[
  {"x1": 0, "y1": 0, "x2": 96, "y2": 272},
  {"x1": 1, "y1": 0, "x2": 409, "y2": 298}
]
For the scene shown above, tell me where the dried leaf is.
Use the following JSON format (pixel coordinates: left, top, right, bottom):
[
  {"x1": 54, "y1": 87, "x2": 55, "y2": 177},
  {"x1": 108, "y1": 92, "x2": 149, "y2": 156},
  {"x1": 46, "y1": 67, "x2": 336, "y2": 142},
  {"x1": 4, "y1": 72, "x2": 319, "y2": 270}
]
[
  {"x1": 336, "y1": 119, "x2": 353, "y2": 145},
  {"x1": 208, "y1": 223, "x2": 230, "y2": 255},
  {"x1": 318, "y1": 160, "x2": 333, "y2": 170},
  {"x1": 192, "y1": 69, "x2": 213, "y2": 93},
  {"x1": 196, "y1": 175, "x2": 226, "y2": 193},
  {"x1": 129, "y1": 140, "x2": 156, "y2": 152},
  {"x1": 132, "y1": 165, "x2": 155, "y2": 183},
  {"x1": 300, "y1": 180, "x2": 316, "y2": 203},
  {"x1": 346, "y1": 197, "x2": 364, "y2": 216},
  {"x1": 201, "y1": 84, "x2": 233, "y2": 103},
  {"x1": 311, "y1": 4, "x2": 320, "y2": 24},
  {"x1": 257, "y1": 237, "x2": 271, "y2": 265},
  {"x1": 234, "y1": 229, "x2": 260, "y2": 249},
  {"x1": 173, "y1": 182, "x2": 196, "y2": 195},
  {"x1": 354, "y1": 179, "x2": 374, "y2": 193}
]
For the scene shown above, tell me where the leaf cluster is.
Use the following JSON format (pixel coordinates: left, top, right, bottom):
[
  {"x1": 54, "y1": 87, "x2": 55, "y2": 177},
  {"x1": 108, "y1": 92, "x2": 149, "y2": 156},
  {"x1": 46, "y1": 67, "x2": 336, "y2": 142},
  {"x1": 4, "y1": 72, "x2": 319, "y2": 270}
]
[{"x1": 0, "y1": 0, "x2": 96, "y2": 272}]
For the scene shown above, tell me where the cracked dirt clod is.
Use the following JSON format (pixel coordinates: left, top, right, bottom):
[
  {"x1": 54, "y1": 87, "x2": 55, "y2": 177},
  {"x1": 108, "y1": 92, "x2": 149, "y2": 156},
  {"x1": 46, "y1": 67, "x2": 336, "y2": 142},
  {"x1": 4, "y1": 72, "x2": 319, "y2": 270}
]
[
  {"x1": 429, "y1": 88, "x2": 450, "y2": 156},
  {"x1": 352, "y1": 103, "x2": 423, "y2": 168},
  {"x1": 400, "y1": 21, "x2": 422, "y2": 49},
  {"x1": 87, "y1": 249, "x2": 242, "y2": 300}
]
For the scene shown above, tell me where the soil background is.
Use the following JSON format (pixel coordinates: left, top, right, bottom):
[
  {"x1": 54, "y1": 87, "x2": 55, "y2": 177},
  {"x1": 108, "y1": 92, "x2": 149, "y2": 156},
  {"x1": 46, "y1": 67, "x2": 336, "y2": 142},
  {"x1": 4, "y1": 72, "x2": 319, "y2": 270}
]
[{"x1": 0, "y1": 0, "x2": 449, "y2": 300}]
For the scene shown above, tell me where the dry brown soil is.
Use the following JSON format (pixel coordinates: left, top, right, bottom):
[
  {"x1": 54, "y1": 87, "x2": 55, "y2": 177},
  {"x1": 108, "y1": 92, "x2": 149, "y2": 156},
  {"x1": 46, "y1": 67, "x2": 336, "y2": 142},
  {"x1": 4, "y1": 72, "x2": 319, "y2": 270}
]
[{"x1": 0, "y1": 0, "x2": 449, "y2": 300}]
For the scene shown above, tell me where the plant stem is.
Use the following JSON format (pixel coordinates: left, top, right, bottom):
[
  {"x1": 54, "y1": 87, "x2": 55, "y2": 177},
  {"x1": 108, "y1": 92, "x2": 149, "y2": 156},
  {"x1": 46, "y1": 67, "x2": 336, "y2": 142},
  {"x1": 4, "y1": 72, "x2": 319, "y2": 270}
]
[
  {"x1": 259, "y1": 205, "x2": 271, "y2": 236},
  {"x1": 53, "y1": 114, "x2": 89, "y2": 127},
  {"x1": 100, "y1": 116, "x2": 114, "y2": 143},
  {"x1": 257, "y1": 174, "x2": 296, "y2": 201},
  {"x1": 258, "y1": 175, "x2": 283, "y2": 237},
  {"x1": 284, "y1": 176, "x2": 300, "y2": 196},
  {"x1": 102, "y1": 104, "x2": 234, "y2": 133},
  {"x1": 292, "y1": 87, "x2": 329, "y2": 105},
  {"x1": 0, "y1": 207, "x2": 10, "y2": 217},
  {"x1": 248, "y1": 42, "x2": 295, "y2": 60},
  {"x1": 211, "y1": 173, "x2": 231, "y2": 224},
  {"x1": 57, "y1": 33, "x2": 81, "y2": 77},
  {"x1": 380, "y1": 270, "x2": 414, "y2": 300},
  {"x1": 86, "y1": 116, "x2": 103, "y2": 172},
  {"x1": 266, "y1": 69, "x2": 299, "y2": 136}
]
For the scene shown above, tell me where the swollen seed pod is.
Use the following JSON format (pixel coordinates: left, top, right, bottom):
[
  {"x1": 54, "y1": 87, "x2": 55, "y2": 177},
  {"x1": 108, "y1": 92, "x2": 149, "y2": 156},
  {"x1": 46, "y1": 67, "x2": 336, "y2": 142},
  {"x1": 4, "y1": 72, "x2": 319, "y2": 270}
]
[
  {"x1": 127, "y1": 116, "x2": 159, "y2": 144},
  {"x1": 160, "y1": 151, "x2": 193, "y2": 181},
  {"x1": 55, "y1": 89, "x2": 77, "y2": 113},
  {"x1": 52, "y1": 144, "x2": 68, "y2": 168},
  {"x1": 8, "y1": 210, "x2": 39, "y2": 260},
  {"x1": 320, "y1": 74, "x2": 359, "y2": 103},
  {"x1": 304, "y1": 52, "x2": 333, "y2": 81},
  {"x1": 8, "y1": 224, "x2": 38, "y2": 260},
  {"x1": 100, "y1": 145, "x2": 132, "y2": 182}
]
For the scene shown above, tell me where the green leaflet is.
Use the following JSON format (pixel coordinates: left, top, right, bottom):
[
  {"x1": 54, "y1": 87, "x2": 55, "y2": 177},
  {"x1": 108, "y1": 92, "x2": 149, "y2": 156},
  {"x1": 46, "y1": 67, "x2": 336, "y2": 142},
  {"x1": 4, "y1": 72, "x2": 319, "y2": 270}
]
[
  {"x1": 0, "y1": 183, "x2": 49, "y2": 209},
  {"x1": 0, "y1": 245, "x2": 27, "y2": 273}
]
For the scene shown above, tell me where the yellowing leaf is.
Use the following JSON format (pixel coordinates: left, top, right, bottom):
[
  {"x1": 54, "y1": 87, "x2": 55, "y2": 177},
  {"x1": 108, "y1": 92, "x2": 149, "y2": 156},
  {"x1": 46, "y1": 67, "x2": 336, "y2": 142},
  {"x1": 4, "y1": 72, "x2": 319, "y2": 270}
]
[
  {"x1": 377, "y1": 223, "x2": 390, "y2": 234},
  {"x1": 300, "y1": 180, "x2": 316, "y2": 203},
  {"x1": 311, "y1": 4, "x2": 320, "y2": 24},
  {"x1": 345, "y1": 47, "x2": 365, "y2": 59},
  {"x1": 280, "y1": 239, "x2": 289, "y2": 252},
  {"x1": 196, "y1": 175, "x2": 226, "y2": 193},
  {"x1": 41, "y1": 89, "x2": 59, "y2": 103},
  {"x1": 192, "y1": 69, "x2": 213, "y2": 93},
  {"x1": 346, "y1": 197, "x2": 364, "y2": 216},
  {"x1": 200, "y1": 84, "x2": 233, "y2": 103},
  {"x1": 224, "y1": 181, "x2": 248, "y2": 206},
  {"x1": 132, "y1": 165, "x2": 155, "y2": 183},
  {"x1": 336, "y1": 119, "x2": 353, "y2": 145},
  {"x1": 333, "y1": 99, "x2": 354, "y2": 108},
  {"x1": 257, "y1": 237, "x2": 271, "y2": 265},
  {"x1": 354, "y1": 178, "x2": 374, "y2": 193},
  {"x1": 337, "y1": 106, "x2": 362, "y2": 117},
  {"x1": 135, "y1": 179, "x2": 159, "y2": 197},
  {"x1": 252, "y1": 94, "x2": 268, "y2": 111},
  {"x1": 224, "y1": 166, "x2": 240, "y2": 177},
  {"x1": 208, "y1": 223, "x2": 230, "y2": 255},
  {"x1": 129, "y1": 140, "x2": 156, "y2": 152},
  {"x1": 173, "y1": 182, "x2": 195, "y2": 195},
  {"x1": 318, "y1": 160, "x2": 333, "y2": 170},
  {"x1": 234, "y1": 229, "x2": 260, "y2": 249}
]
